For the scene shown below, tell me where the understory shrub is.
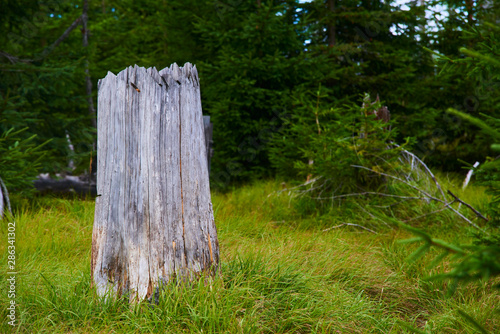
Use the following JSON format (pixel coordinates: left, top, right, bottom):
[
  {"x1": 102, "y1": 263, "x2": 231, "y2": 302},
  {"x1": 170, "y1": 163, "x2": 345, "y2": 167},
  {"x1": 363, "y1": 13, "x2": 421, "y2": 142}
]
[{"x1": 270, "y1": 86, "x2": 412, "y2": 195}]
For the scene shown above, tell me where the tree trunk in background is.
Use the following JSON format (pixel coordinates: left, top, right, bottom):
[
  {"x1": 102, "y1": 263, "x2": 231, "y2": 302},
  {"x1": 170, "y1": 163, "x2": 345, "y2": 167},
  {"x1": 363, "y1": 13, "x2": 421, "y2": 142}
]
[
  {"x1": 465, "y1": 0, "x2": 474, "y2": 24},
  {"x1": 91, "y1": 63, "x2": 219, "y2": 302},
  {"x1": 419, "y1": 0, "x2": 426, "y2": 39},
  {"x1": 327, "y1": 0, "x2": 336, "y2": 47},
  {"x1": 82, "y1": 0, "x2": 97, "y2": 129}
]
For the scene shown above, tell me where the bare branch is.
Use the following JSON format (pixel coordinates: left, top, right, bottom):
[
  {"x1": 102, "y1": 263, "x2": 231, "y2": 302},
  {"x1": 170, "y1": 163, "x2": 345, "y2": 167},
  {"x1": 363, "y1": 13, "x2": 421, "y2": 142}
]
[
  {"x1": 276, "y1": 177, "x2": 331, "y2": 199},
  {"x1": 275, "y1": 176, "x2": 323, "y2": 194},
  {"x1": 0, "y1": 51, "x2": 31, "y2": 64},
  {"x1": 371, "y1": 198, "x2": 417, "y2": 208},
  {"x1": 357, "y1": 204, "x2": 392, "y2": 229},
  {"x1": 323, "y1": 223, "x2": 377, "y2": 234},
  {"x1": 1, "y1": 15, "x2": 82, "y2": 64},
  {"x1": 445, "y1": 204, "x2": 484, "y2": 231},
  {"x1": 352, "y1": 164, "x2": 485, "y2": 231},
  {"x1": 313, "y1": 191, "x2": 424, "y2": 201},
  {"x1": 447, "y1": 190, "x2": 489, "y2": 221},
  {"x1": 41, "y1": 15, "x2": 83, "y2": 58},
  {"x1": 403, "y1": 205, "x2": 451, "y2": 223},
  {"x1": 352, "y1": 165, "x2": 442, "y2": 203},
  {"x1": 392, "y1": 142, "x2": 447, "y2": 200}
]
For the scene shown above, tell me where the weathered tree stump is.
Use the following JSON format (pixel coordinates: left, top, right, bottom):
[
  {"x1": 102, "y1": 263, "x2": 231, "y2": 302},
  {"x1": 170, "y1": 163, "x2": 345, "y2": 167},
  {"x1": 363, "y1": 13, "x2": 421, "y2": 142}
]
[{"x1": 91, "y1": 63, "x2": 219, "y2": 302}]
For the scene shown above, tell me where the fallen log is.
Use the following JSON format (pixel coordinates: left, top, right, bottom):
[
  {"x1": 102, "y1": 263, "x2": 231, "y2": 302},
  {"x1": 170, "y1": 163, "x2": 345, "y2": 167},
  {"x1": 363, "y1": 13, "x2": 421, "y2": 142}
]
[{"x1": 34, "y1": 173, "x2": 97, "y2": 196}]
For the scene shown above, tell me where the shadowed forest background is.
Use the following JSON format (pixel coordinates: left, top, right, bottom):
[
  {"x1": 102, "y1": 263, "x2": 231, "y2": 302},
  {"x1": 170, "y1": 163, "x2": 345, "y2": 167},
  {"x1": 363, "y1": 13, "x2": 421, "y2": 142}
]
[{"x1": 1, "y1": 0, "x2": 499, "y2": 333}]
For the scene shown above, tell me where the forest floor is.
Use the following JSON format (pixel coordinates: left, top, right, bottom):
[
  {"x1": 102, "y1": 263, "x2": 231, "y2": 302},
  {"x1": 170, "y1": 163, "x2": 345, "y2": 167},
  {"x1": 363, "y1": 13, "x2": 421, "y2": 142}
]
[{"x1": 0, "y1": 176, "x2": 498, "y2": 333}]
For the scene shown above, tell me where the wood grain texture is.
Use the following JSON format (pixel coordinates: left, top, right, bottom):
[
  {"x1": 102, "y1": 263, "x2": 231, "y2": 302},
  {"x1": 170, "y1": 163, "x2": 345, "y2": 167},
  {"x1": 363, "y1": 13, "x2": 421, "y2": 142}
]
[{"x1": 92, "y1": 64, "x2": 219, "y2": 302}]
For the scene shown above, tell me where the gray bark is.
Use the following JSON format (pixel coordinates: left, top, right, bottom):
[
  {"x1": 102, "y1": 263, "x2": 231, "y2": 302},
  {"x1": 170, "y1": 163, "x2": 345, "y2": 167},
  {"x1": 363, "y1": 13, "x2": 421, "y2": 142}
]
[{"x1": 91, "y1": 63, "x2": 219, "y2": 302}]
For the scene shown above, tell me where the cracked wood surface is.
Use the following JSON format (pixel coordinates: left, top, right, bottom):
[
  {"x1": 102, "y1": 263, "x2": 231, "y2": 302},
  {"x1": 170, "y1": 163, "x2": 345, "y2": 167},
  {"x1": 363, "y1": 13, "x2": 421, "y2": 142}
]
[{"x1": 91, "y1": 64, "x2": 219, "y2": 302}]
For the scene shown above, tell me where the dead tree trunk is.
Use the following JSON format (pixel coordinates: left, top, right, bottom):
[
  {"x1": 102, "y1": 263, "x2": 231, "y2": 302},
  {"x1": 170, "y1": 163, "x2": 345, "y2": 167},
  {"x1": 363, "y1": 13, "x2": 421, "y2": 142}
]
[
  {"x1": 327, "y1": 0, "x2": 336, "y2": 47},
  {"x1": 91, "y1": 63, "x2": 219, "y2": 302},
  {"x1": 81, "y1": 0, "x2": 96, "y2": 129}
]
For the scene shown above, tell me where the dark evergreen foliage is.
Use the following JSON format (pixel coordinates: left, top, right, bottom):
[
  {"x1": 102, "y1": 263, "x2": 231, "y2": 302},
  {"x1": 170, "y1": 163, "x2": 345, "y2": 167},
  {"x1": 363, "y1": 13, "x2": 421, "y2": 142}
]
[
  {"x1": 0, "y1": 0, "x2": 499, "y2": 190},
  {"x1": 0, "y1": 0, "x2": 95, "y2": 179},
  {"x1": 194, "y1": 1, "x2": 316, "y2": 183}
]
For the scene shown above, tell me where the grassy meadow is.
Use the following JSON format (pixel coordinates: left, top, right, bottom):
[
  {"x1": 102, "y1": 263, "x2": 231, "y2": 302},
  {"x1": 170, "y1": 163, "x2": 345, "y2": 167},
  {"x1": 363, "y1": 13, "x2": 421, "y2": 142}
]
[{"x1": 0, "y1": 177, "x2": 499, "y2": 333}]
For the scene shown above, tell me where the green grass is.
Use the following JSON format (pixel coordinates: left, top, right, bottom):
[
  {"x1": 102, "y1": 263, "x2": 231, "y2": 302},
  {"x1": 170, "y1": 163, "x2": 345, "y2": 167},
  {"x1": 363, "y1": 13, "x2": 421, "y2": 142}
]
[{"x1": 0, "y1": 178, "x2": 498, "y2": 333}]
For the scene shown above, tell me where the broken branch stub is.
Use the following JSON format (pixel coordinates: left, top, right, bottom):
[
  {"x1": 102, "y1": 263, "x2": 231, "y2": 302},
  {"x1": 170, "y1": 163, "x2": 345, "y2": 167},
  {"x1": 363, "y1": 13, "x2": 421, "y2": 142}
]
[{"x1": 91, "y1": 63, "x2": 219, "y2": 302}]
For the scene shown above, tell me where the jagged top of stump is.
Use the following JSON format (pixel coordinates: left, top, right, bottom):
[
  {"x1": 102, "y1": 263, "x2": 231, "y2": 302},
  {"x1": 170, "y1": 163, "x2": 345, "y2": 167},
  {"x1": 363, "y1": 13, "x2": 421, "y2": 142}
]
[{"x1": 97, "y1": 63, "x2": 199, "y2": 91}]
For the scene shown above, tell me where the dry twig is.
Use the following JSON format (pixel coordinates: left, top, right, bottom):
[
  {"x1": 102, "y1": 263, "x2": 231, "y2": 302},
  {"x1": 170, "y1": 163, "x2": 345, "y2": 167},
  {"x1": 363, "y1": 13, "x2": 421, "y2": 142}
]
[
  {"x1": 351, "y1": 164, "x2": 485, "y2": 231},
  {"x1": 323, "y1": 223, "x2": 377, "y2": 234},
  {"x1": 1, "y1": 15, "x2": 83, "y2": 64},
  {"x1": 447, "y1": 190, "x2": 489, "y2": 221},
  {"x1": 394, "y1": 144, "x2": 447, "y2": 200},
  {"x1": 313, "y1": 192, "x2": 424, "y2": 201}
]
